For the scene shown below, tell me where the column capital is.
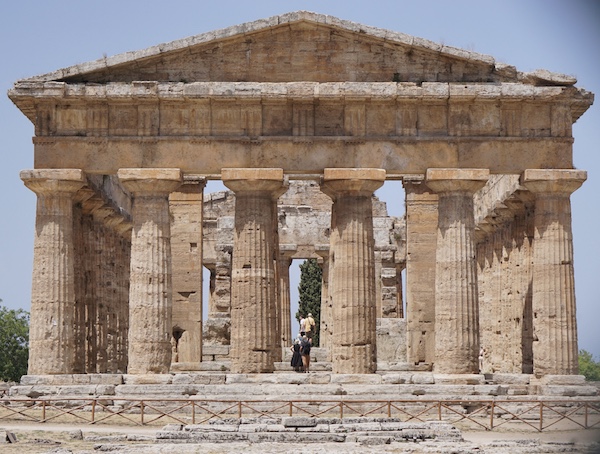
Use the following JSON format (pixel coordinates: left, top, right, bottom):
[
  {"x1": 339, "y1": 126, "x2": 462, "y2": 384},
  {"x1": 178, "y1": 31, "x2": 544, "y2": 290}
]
[
  {"x1": 21, "y1": 169, "x2": 85, "y2": 195},
  {"x1": 521, "y1": 169, "x2": 586, "y2": 195},
  {"x1": 170, "y1": 176, "x2": 207, "y2": 202},
  {"x1": 401, "y1": 174, "x2": 425, "y2": 186},
  {"x1": 426, "y1": 168, "x2": 489, "y2": 194},
  {"x1": 321, "y1": 168, "x2": 385, "y2": 199},
  {"x1": 222, "y1": 168, "x2": 286, "y2": 196},
  {"x1": 117, "y1": 168, "x2": 182, "y2": 195}
]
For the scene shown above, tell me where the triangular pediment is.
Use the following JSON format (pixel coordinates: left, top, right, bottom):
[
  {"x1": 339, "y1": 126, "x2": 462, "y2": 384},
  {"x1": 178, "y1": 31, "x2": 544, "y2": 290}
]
[{"x1": 24, "y1": 11, "x2": 530, "y2": 85}]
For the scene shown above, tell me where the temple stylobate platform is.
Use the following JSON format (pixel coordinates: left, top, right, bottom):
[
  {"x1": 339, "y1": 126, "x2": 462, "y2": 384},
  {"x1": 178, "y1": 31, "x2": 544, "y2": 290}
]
[{"x1": 8, "y1": 11, "x2": 593, "y2": 380}]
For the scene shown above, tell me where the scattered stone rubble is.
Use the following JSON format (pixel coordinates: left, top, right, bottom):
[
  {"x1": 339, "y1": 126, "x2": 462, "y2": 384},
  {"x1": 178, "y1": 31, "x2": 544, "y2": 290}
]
[{"x1": 157, "y1": 417, "x2": 463, "y2": 444}]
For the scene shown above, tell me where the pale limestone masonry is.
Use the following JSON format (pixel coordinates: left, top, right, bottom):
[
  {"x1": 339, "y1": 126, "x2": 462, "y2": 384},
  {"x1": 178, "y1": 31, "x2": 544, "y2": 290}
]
[
  {"x1": 427, "y1": 169, "x2": 489, "y2": 374},
  {"x1": 155, "y1": 418, "x2": 463, "y2": 444},
  {"x1": 10, "y1": 372, "x2": 597, "y2": 399},
  {"x1": 222, "y1": 168, "x2": 287, "y2": 373},
  {"x1": 200, "y1": 179, "x2": 404, "y2": 358},
  {"x1": 321, "y1": 169, "x2": 385, "y2": 374},
  {"x1": 522, "y1": 169, "x2": 586, "y2": 376},
  {"x1": 20, "y1": 169, "x2": 86, "y2": 374},
  {"x1": 202, "y1": 191, "x2": 235, "y2": 347},
  {"x1": 118, "y1": 169, "x2": 183, "y2": 374},
  {"x1": 475, "y1": 175, "x2": 536, "y2": 374},
  {"x1": 402, "y1": 176, "x2": 438, "y2": 367},
  {"x1": 10, "y1": 11, "x2": 593, "y2": 378},
  {"x1": 169, "y1": 177, "x2": 205, "y2": 367}
]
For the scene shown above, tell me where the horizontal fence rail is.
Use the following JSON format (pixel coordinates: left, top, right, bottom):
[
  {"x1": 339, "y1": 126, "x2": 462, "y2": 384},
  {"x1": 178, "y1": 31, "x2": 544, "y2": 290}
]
[{"x1": 0, "y1": 398, "x2": 599, "y2": 432}]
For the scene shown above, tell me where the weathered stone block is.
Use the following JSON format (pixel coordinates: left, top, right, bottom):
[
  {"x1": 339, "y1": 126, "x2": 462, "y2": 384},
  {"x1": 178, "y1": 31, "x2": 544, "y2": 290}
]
[
  {"x1": 202, "y1": 345, "x2": 230, "y2": 356},
  {"x1": 539, "y1": 385, "x2": 598, "y2": 396},
  {"x1": 155, "y1": 430, "x2": 191, "y2": 440},
  {"x1": 20, "y1": 375, "x2": 54, "y2": 386},
  {"x1": 433, "y1": 374, "x2": 484, "y2": 385},
  {"x1": 225, "y1": 374, "x2": 278, "y2": 384},
  {"x1": 534, "y1": 374, "x2": 586, "y2": 385},
  {"x1": 473, "y1": 385, "x2": 507, "y2": 396},
  {"x1": 198, "y1": 362, "x2": 230, "y2": 372},
  {"x1": 189, "y1": 432, "x2": 248, "y2": 442},
  {"x1": 249, "y1": 432, "x2": 346, "y2": 443},
  {"x1": 309, "y1": 373, "x2": 332, "y2": 384},
  {"x1": 507, "y1": 385, "x2": 529, "y2": 396},
  {"x1": 171, "y1": 373, "x2": 226, "y2": 385},
  {"x1": 330, "y1": 374, "x2": 382, "y2": 385},
  {"x1": 296, "y1": 424, "x2": 331, "y2": 433},
  {"x1": 114, "y1": 384, "x2": 197, "y2": 396},
  {"x1": 358, "y1": 435, "x2": 391, "y2": 445},
  {"x1": 381, "y1": 373, "x2": 413, "y2": 384},
  {"x1": 376, "y1": 318, "x2": 407, "y2": 363},
  {"x1": 411, "y1": 373, "x2": 435, "y2": 384},
  {"x1": 282, "y1": 416, "x2": 317, "y2": 428},
  {"x1": 186, "y1": 424, "x2": 239, "y2": 432},
  {"x1": 491, "y1": 373, "x2": 531, "y2": 385},
  {"x1": 0, "y1": 430, "x2": 17, "y2": 443},
  {"x1": 123, "y1": 374, "x2": 173, "y2": 385}
]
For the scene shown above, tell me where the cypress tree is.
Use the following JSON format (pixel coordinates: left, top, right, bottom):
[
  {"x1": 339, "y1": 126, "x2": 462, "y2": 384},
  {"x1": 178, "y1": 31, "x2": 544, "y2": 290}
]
[{"x1": 296, "y1": 259, "x2": 322, "y2": 346}]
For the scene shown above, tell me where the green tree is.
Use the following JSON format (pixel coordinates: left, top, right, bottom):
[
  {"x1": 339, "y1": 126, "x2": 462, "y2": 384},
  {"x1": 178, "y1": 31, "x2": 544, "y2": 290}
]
[
  {"x1": 0, "y1": 303, "x2": 29, "y2": 382},
  {"x1": 579, "y1": 349, "x2": 600, "y2": 381},
  {"x1": 296, "y1": 259, "x2": 322, "y2": 346}
]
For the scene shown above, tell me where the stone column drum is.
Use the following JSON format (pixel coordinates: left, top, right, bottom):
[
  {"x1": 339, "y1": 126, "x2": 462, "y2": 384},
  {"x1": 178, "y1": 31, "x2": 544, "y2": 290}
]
[
  {"x1": 402, "y1": 176, "x2": 438, "y2": 366},
  {"x1": 426, "y1": 168, "x2": 489, "y2": 374},
  {"x1": 522, "y1": 169, "x2": 586, "y2": 375},
  {"x1": 170, "y1": 177, "x2": 206, "y2": 365},
  {"x1": 222, "y1": 168, "x2": 287, "y2": 373},
  {"x1": 21, "y1": 169, "x2": 86, "y2": 374},
  {"x1": 318, "y1": 254, "x2": 332, "y2": 359},
  {"x1": 278, "y1": 255, "x2": 293, "y2": 349},
  {"x1": 321, "y1": 168, "x2": 385, "y2": 374},
  {"x1": 118, "y1": 168, "x2": 182, "y2": 374}
]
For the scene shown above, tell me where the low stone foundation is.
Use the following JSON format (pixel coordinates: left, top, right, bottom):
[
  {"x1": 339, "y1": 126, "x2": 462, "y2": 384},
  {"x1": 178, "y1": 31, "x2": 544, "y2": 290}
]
[
  {"x1": 157, "y1": 417, "x2": 463, "y2": 444},
  {"x1": 7, "y1": 373, "x2": 597, "y2": 400}
]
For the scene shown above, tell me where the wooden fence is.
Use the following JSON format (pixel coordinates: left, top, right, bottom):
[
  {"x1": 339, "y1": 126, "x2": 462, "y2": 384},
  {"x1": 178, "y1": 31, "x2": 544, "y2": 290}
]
[{"x1": 1, "y1": 398, "x2": 599, "y2": 432}]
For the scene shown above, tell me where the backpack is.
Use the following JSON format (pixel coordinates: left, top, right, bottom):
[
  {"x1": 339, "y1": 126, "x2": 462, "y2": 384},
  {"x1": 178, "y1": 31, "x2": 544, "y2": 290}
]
[{"x1": 301, "y1": 339, "x2": 311, "y2": 355}]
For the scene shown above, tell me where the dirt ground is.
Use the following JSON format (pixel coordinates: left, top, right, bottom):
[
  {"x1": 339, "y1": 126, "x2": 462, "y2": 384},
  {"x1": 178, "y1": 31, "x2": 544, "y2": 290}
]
[{"x1": 1, "y1": 422, "x2": 599, "y2": 454}]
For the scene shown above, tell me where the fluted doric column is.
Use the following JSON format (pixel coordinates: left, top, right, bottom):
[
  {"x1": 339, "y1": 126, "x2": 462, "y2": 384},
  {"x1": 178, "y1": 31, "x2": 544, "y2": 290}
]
[
  {"x1": 278, "y1": 254, "x2": 293, "y2": 349},
  {"x1": 118, "y1": 168, "x2": 182, "y2": 374},
  {"x1": 321, "y1": 168, "x2": 385, "y2": 374},
  {"x1": 521, "y1": 169, "x2": 586, "y2": 375},
  {"x1": 402, "y1": 176, "x2": 438, "y2": 366},
  {"x1": 169, "y1": 177, "x2": 206, "y2": 365},
  {"x1": 426, "y1": 168, "x2": 489, "y2": 374},
  {"x1": 318, "y1": 254, "x2": 332, "y2": 358},
  {"x1": 222, "y1": 168, "x2": 287, "y2": 373},
  {"x1": 21, "y1": 169, "x2": 86, "y2": 374}
]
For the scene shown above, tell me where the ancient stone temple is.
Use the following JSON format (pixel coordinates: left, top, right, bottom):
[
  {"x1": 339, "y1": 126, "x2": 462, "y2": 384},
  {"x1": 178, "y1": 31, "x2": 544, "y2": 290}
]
[{"x1": 9, "y1": 11, "x2": 593, "y2": 378}]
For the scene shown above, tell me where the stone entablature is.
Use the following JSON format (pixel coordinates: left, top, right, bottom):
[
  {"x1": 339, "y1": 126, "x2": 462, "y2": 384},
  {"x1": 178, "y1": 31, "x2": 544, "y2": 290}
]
[
  {"x1": 13, "y1": 79, "x2": 590, "y2": 175},
  {"x1": 12, "y1": 82, "x2": 588, "y2": 139}
]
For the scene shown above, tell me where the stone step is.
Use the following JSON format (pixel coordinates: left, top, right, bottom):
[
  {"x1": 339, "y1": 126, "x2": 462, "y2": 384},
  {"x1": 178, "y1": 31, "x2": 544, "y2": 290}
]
[
  {"x1": 172, "y1": 361, "x2": 231, "y2": 372},
  {"x1": 156, "y1": 418, "x2": 463, "y2": 444},
  {"x1": 273, "y1": 361, "x2": 332, "y2": 372},
  {"x1": 283, "y1": 346, "x2": 330, "y2": 362},
  {"x1": 9, "y1": 373, "x2": 596, "y2": 400}
]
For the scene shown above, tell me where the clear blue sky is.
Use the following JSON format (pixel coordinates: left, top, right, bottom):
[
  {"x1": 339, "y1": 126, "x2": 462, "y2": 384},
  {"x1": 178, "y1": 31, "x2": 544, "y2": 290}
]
[{"x1": 1, "y1": 1, "x2": 598, "y2": 357}]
